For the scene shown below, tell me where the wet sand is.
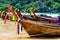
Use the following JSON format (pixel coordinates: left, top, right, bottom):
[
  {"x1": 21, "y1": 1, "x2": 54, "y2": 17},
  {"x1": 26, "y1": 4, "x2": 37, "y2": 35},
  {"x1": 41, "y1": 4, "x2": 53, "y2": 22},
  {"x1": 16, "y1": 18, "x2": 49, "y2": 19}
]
[{"x1": 0, "y1": 18, "x2": 60, "y2": 40}]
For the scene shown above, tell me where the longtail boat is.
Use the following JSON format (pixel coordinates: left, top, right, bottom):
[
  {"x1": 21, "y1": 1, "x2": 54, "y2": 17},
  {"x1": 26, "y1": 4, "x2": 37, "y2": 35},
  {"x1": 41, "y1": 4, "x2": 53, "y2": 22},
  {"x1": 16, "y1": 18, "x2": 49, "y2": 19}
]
[
  {"x1": 17, "y1": 12, "x2": 60, "y2": 37},
  {"x1": 15, "y1": 9, "x2": 45, "y2": 21},
  {"x1": 15, "y1": 9, "x2": 38, "y2": 21},
  {"x1": 30, "y1": 10, "x2": 58, "y2": 23},
  {"x1": 9, "y1": 6, "x2": 60, "y2": 37},
  {"x1": 19, "y1": 20, "x2": 60, "y2": 37},
  {"x1": 16, "y1": 9, "x2": 58, "y2": 23},
  {"x1": 1, "y1": 11, "x2": 6, "y2": 20}
]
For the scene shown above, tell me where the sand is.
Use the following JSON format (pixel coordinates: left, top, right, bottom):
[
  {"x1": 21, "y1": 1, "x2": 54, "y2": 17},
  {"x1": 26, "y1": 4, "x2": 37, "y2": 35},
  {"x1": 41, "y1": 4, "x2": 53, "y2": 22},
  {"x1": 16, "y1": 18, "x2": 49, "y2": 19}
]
[{"x1": 0, "y1": 18, "x2": 60, "y2": 40}]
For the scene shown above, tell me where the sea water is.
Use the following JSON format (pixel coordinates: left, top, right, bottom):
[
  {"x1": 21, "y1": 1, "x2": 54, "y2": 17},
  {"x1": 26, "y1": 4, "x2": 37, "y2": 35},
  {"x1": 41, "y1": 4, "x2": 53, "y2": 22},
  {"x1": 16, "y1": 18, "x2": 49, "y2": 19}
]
[{"x1": 21, "y1": 13, "x2": 60, "y2": 17}]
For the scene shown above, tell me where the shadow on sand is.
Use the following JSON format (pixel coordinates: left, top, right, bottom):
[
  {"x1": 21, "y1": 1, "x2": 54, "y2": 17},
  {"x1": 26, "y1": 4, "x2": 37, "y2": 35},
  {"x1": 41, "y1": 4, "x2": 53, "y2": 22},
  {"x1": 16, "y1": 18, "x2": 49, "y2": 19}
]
[{"x1": 18, "y1": 35, "x2": 60, "y2": 39}]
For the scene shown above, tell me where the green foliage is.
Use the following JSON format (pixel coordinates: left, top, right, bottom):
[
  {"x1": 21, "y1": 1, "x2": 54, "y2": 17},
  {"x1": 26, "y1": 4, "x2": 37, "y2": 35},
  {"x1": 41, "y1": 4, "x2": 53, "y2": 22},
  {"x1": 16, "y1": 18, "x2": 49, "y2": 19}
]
[
  {"x1": 0, "y1": 0, "x2": 60, "y2": 12},
  {"x1": 51, "y1": 2, "x2": 60, "y2": 10},
  {"x1": 15, "y1": 3, "x2": 21, "y2": 9}
]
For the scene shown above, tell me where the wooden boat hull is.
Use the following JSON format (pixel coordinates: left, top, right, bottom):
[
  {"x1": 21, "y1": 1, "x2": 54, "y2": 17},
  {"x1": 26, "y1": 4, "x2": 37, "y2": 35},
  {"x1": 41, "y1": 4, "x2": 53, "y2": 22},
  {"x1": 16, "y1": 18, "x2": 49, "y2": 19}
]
[
  {"x1": 19, "y1": 20, "x2": 60, "y2": 37},
  {"x1": 22, "y1": 15, "x2": 50, "y2": 23},
  {"x1": 23, "y1": 15, "x2": 38, "y2": 21}
]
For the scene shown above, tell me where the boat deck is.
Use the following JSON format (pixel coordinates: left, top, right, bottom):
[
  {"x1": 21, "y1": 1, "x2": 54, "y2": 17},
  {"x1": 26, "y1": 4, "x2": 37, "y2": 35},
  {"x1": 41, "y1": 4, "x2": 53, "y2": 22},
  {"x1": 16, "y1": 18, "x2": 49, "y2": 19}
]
[{"x1": 22, "y1": 20, "x2": 60, "y2": 28}]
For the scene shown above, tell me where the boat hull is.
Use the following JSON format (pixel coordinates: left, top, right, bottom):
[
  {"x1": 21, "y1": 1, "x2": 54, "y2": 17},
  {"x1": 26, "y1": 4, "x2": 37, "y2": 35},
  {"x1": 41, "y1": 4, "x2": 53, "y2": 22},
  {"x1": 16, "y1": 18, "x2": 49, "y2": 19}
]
[
  {"x1": 19, "y1": 20, "x2": 60, "y2": 37},
  {"x1": 23, "y1": 15, "x2": 50, "y2": 23}
]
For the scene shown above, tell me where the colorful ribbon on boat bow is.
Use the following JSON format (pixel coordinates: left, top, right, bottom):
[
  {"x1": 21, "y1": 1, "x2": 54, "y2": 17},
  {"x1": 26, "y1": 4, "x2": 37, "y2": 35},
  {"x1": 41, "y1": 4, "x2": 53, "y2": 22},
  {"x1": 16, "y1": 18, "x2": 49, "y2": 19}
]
[{"x1": 4, "y1": 6, "x2": 11, "y2": 24}]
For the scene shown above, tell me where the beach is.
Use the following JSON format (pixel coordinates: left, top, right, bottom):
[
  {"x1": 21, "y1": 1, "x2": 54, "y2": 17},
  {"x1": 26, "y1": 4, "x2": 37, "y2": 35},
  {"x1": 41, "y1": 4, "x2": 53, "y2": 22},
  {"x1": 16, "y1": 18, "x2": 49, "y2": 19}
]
[{"x1": 0, "y1": 18, "x2": 60, "y2": 40}]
